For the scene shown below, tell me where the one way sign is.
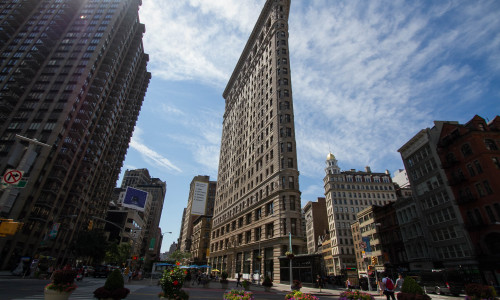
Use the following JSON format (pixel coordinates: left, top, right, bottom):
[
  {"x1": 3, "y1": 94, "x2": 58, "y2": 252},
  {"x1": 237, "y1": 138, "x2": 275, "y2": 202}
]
[{"x1": 2, "y1": 169, "x2": 24, "y2": 185}]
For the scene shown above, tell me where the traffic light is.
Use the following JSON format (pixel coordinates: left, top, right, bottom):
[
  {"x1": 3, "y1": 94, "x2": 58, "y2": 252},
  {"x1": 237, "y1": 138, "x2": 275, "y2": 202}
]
[
  {"x1": 367, "y1": 265, "x2": 374, "y2": 271},
  {"x1": 132, "y1": 256, "x2": 138, "y2": 260},
  {"x1": 0, "y1": 219, "x2": 23, "y2": 237},
  {"x1": 88, "y1": 220, "x2": 93, "y2": 230},
  {"x1": 371, "y1": 256, "x2": 378, "y2": 265}
]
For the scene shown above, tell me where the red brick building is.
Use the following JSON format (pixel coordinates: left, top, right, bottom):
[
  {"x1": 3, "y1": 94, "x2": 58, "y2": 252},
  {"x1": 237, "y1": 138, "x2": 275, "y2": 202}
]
[{"x1": 437, "y1": 115, "x2": 500, "y2": 284}]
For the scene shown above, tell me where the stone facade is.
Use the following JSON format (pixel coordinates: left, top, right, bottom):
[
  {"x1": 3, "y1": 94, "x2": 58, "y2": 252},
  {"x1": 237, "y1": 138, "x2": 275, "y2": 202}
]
[{"x1": 209, "y1": 0, "x2": 305, "y2": 282}]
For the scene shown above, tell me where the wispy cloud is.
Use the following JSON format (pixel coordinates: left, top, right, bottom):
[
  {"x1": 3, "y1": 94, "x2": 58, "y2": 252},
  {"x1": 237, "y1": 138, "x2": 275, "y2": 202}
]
[
  {"x1": 130, "y1": 128, "x2": 182, "y2": 173},
  {"x1": 138, "y1": 0, "x2": 500, "y2": 198}
]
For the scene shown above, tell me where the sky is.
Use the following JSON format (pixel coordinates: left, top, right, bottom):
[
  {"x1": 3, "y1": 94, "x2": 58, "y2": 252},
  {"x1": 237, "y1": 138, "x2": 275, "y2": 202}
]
[{"x1": 117, "y1": 0, "x2": 500, "y2": 253}]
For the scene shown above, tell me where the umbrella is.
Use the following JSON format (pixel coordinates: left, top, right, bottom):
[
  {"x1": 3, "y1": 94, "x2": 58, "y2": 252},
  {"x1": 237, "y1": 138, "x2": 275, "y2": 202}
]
[
  {"x1": 188, "y1": 265, "x2": 199, "y2": 268},
  {"x1": 212, "y1": 269, "x2": 220, "y2": 272},
  {"x1": 180, "y1": 266, "x2": 190, "y2": 269},
  {"x1": 198, "y1": 265, "x2": 209, "y2": 268}
]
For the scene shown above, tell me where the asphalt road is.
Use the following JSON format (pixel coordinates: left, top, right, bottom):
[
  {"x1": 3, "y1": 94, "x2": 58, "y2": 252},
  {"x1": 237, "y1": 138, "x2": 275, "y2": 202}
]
[{"x1": 0, "y1": 277, "x2": 465, "y2": 300}]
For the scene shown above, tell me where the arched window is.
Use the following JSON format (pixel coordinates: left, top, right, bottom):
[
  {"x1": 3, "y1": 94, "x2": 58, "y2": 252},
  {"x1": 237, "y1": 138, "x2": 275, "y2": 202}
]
[
  {"x1": 485, "y1": 139, "x2": 498, "y2": 150},
  {"x1": 461, "y1": 144, "x2": 473, "y2": 156}
]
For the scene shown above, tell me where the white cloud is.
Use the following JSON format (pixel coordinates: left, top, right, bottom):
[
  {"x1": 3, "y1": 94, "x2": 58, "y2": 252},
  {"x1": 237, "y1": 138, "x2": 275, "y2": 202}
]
[
  {"x1": 130, "y1": 128, "x2": 182, "y2": 173},
  {"x1": 137, "y1": 0, "x2": 500, "y2": 197}
]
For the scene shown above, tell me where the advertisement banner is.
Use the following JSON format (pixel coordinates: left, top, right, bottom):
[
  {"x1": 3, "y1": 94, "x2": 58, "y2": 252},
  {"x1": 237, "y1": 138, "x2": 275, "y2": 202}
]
[
  {"x1": 191, "y1": 181, "x2": 208, "y2": 215},
  {"x1": 362, "y1": 236, "x2": 372, "y2": 252},
  {"x1": 48, "y1": 223, "x2": 60, "y2": 239},
  {"x1": 149, "y1": 238, "x2": 155, "y2": 251},
  {"x1": 122, "y1": 187, "x2": 148, "y2": 211}
]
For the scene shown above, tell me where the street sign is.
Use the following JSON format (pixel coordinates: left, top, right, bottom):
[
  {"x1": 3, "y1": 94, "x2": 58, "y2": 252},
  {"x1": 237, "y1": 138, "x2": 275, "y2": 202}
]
[{"x1": 2, "y1": 169, "x2": 23, "y2": 184}]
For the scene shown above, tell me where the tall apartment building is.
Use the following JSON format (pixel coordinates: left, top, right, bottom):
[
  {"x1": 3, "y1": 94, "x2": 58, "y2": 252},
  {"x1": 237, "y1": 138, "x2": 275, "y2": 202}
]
[
  {"x1": 323, "y1": 153, "x2": 396, "y2": 276},
  {"x1": 0, "y1": 0, "x2": 150, "y2": 270},
  {"x1": 209, "y1": 0, "x2": 305, "y2": 282},
  {"x1": 303, "y1": 197, "x2": 328, "y2": 254},
  {"x1": 120, "y1": 169, "x2": 167, "y2": 262},
  {"x1": 436, "y1": 115, "x2": 500, "y2": 284},
  {"x1": 179, "y1": 175, "x2": 216, "y2": 253},
  {"x1": 398, "y1": 121, "x2": 476, "y2": 271}
]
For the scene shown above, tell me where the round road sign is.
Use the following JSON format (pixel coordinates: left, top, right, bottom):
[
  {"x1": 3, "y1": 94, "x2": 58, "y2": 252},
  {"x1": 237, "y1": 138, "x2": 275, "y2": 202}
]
[{"x1": 3, "y1": 170, "x2": 23, "y2": 184}]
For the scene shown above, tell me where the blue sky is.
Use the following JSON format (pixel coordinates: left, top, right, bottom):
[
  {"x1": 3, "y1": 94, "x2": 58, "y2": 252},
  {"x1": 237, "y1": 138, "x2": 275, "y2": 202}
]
[{"x1": 118, "y1": 0, "x2": 500, "y2": 253}]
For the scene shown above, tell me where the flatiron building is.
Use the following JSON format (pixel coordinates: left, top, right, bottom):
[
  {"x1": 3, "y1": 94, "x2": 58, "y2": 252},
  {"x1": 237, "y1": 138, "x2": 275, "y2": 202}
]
[
  {"x1": 209, "y1": 0, "x2": 305, "y2": 282},
  {"x1": 0, "y1": 0, "x2": 150, "y2": 270}
]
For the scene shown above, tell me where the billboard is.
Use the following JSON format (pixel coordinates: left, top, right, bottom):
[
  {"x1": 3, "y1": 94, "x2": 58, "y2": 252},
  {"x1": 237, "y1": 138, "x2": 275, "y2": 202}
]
[
  {"x1": 122, "y1": 187, "x2": 148, "y2": 211},
  {"x1": 191, "y1": 181, "x2": 208, "y2": 215}
]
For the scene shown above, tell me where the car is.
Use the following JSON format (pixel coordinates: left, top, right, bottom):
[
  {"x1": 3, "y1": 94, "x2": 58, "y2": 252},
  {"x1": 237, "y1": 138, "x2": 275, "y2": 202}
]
[
  {"x1": 93, "y1": 265, "x2": 110, "y2": 278},
  {"x1": 419, "y1": 270, "x2": 464, "y2": 296}
]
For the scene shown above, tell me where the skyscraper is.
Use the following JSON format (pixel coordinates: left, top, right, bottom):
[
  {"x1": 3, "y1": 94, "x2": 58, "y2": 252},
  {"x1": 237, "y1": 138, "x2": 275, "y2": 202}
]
[
  {"x1": 0, "y1": 0, "x2": 150, "y2": 270},
  {"x1": 209, "y1": 0, "x2": 305, "y2": 282}
]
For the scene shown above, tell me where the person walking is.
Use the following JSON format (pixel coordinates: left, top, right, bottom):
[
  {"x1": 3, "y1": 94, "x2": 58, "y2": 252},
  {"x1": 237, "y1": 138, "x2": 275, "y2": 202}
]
[
  {"x1": 381, "y1": 273, "x2": 396, "y2": 300},
  {"x1": 236, "y1": 273, "x2": 242, "y2": 287},
  {"x1": 316, "y1": 275, "x2": 323, "y2": 292},
  {"x1": 346, "y1": 278, "x2": 351, "y2": 291},
  {"x1": 395, "y1": 274, "x2": 404, "y2": 291}
]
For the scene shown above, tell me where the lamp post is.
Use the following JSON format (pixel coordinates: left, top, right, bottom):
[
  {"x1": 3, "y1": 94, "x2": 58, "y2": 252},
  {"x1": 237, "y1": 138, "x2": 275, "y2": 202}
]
[{"x1": 289, "y1": 232, "x2": 293, "y2": 291}]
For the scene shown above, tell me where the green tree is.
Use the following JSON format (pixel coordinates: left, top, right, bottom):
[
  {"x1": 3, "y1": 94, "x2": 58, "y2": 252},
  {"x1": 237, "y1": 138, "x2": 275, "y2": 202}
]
[
  {"x1": 72, "y1": 230, "x2": 108, "y2": 264},
  {"x1": 168, "y1": 250, "x2": 191, "y2": 262},
  {"x1": 105, "y1": 242, "x2": 131, "y2": 266}
]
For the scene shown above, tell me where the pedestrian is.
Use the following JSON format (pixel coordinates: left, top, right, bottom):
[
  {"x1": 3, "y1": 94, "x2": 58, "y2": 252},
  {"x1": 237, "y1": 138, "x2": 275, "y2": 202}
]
[
  {"x1": 346, "y1": 278, "x2": 351, "y2": 290},
  {"x1": 381, "y1": 272, "x2": 396, "y2": 300},
  {"x1": 395, "y1": 274, "x2": 404, "y2": 291},
  {"x1": 316, "y1": 274, "x2": 323, "y2": 291},
  {"x1": 236, "y1": 273, "x2": 242, "y2": 287}
]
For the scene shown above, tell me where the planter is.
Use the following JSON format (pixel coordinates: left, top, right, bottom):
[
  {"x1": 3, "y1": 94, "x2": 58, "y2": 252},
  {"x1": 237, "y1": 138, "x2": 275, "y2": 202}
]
[
  {"x1": 396, "y1": 292, "x2": 431, "y2": 300},
  {"x1": 44, "y1": 289, "x2": 73, "y2": 300}
]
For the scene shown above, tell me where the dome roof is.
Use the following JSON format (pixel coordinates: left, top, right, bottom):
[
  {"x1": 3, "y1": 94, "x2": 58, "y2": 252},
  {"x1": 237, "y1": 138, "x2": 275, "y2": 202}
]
[{"x1": 326, "y1": 152, "x2": 335, "y2": 160}]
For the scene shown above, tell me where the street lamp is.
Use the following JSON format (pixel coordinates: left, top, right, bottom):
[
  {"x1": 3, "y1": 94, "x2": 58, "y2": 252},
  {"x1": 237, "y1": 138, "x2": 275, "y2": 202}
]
[{"x1": 289, "y1": 232, "x2": 293, "y2": 291}]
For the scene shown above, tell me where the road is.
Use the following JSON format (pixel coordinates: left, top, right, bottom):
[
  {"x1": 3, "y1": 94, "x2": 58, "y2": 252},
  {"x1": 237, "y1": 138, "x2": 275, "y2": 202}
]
[{"x1": 0, "y1": 277, "x2": 465, "y2": 300}]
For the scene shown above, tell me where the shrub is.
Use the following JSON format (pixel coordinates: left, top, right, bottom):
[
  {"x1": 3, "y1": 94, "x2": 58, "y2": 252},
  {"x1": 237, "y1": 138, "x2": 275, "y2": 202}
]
[
  {"x1": 401, "y1": 277, "x2": 424, "y2": 295},
  {"x1": 262, "y1": 276, "x2": 273, "y2": 287},
  {"x1": 93, "y1": 269, "x2": 130, "y2": 299},
  {"x1": 339, "y1": 290, "x2": 375, "y2": 300},
  {"x1": 242, "y1": 279, "x2": 250, "y2": 289},
  {"x1": 292, "y1": 280, "x2": 302, "y2": 289},
  {"x1": 159, "y1": 262, "x2": 188, "y2": 299},
  {"x1": 465, "y1": 283, "x2": 497, "y2": 300},
  {"x1": 221, "y1": 271, "x2": 228, "y2": 280}
]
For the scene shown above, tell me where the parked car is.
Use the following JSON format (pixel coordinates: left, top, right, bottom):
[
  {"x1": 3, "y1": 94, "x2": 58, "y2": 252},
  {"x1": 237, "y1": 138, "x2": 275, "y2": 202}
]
[
  {"x1": 419, "y1": 270, "x2": 465, "y2": 296},
  {"x1": 93, "y1": 265, "x2": 110, "y2": 278}
]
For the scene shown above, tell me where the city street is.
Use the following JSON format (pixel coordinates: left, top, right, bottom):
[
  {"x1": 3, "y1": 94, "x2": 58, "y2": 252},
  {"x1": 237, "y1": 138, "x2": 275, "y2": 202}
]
[{"x1": 0, "y1": 276, "x2": 464, "y2": 300}]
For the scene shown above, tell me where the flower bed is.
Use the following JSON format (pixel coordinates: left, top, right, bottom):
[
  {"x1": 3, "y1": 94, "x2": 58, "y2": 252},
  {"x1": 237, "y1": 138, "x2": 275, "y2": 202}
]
[
  {"x1": 339, "y1": 290, "x2": 375, "y2": 300},
  {"x1": 285, "y1": 290, "x2": 319, "y2": 300},
  {"x1": 223, "y1": 289, "x2": 254, "y2": 300}
]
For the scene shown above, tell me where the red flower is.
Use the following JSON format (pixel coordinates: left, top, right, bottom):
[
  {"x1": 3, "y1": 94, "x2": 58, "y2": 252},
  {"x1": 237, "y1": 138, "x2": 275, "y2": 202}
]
[
  {"x1": 173, "y1": 280, "x2": 179, "y2": 286},
  {"x1": 184, "y1": 270, "x2": 187, "y2": 274},
  {"x1": 176, "y1": 261, "x2": 181, "y2": 266}
]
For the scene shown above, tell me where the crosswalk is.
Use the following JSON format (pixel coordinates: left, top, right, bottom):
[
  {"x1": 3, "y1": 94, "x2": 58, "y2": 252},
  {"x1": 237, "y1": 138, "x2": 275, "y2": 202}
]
[{"x1": 10, "y1": 284, "x2": 146, "y2": 300}]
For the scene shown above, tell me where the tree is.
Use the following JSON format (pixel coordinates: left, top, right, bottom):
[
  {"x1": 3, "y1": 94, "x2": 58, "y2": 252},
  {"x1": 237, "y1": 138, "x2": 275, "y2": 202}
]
[
  {"x1": 168, "y1": 250, "x2": 191, "y2": 262},
  {"x1": 72, "y1": 230, "x2": 108, "y2": 265},
  {"x1": 105, "y1": 243, "x2": 131, "y2": 266}
]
